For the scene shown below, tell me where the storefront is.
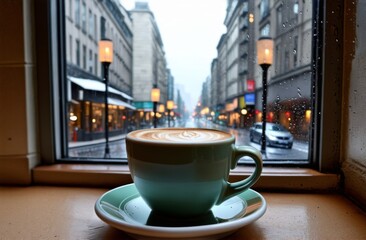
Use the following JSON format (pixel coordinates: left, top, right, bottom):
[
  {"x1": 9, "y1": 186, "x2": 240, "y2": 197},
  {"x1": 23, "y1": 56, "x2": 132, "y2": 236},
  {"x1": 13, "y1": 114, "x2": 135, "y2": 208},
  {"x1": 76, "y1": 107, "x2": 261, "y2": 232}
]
[
  {"x1": 133, "y1": 101, "x2": 154, "y2": 128},
  {"x1": 225, "y1": 99, "x2": 238, "y2": 128},
  {"x1": 68, "y1": 76, "x2": 135, "y2": 142},
  {"x1": 254, "y1": 71, "x2": 312, "y2": 140}
]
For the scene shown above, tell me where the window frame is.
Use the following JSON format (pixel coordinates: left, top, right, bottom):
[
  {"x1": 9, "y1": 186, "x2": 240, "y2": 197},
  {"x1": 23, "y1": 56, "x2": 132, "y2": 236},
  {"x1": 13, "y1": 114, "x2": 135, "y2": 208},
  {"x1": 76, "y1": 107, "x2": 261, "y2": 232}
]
[{"x1": 35, "y1": 0, "x2": 343, "y2": 173}]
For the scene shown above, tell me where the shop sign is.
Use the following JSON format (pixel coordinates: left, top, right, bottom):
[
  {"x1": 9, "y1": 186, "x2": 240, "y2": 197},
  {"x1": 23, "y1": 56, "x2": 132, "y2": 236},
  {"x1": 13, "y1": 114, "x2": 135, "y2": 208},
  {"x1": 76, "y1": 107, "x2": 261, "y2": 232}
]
[
  {"x1": 134, "y1": 101, "x2": 153, "y2": 110},
  {"x1": 247, "y1": 79, "x2": 255, "y2": 92},
  {"x1": 245, "y1": 93, "x2": 255, "y2": 105},
  {"x1": 239, "y1": 96, "x2": 246, "y2": 108}
]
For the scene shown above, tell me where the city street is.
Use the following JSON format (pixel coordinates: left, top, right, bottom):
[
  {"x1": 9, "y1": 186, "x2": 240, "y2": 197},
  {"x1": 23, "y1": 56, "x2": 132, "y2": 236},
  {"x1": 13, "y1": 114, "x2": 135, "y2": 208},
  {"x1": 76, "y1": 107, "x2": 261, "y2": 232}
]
[
  {"x1": 193, "y1": 119, "x2": 309, "y2": 163},
  {"x1": 69, "y1": 118, "x2": 309, "y2": 163}
]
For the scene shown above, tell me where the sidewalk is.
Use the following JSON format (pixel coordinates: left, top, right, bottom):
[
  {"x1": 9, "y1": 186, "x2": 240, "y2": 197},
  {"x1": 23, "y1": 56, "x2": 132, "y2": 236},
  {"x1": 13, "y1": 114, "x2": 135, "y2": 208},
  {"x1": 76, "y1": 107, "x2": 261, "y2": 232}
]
[{"x1": 68, "y1": 134, "x2": 127, "y2": 148}]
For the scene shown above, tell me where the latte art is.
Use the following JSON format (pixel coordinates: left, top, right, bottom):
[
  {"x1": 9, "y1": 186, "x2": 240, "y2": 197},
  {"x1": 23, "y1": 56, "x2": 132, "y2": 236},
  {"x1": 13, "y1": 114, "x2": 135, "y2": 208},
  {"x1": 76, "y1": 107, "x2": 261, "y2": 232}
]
[{"x1": 128, "y1": 128, "x2": 231, "y2": 143}]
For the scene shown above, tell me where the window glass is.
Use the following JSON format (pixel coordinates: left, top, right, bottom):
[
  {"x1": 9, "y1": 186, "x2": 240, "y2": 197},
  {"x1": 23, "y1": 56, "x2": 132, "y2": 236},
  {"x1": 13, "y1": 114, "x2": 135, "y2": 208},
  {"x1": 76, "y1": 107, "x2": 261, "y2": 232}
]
[
  {"x1": 81, "y1": 1, "x2": 86, "y2": 32},
  {"x1": 82, "y1": 44, "x2": 86, "y2": 69},
  {"x1": 260, "y1": 23, "x2": 270, "y2": 36},
  {"x1": 89, "y1": 49, "x2": 93, "y2": 73},
  {"x1": 260, "y1": 0, "x2": 269, "y2": 20},
  {"x1": 89, "y1": 9, "x2": 94, "y2": 37},
  {"x1": 62, "y1": 0, "x2": 314, "y2": 164},
  {"x1": 75, "y1": 39, "x2": 80, "y2": 66},
  {"x1": 69, "y1": 35, "x2": 72, "y2": 62},
  {"x1": 276, "y1": 5, "x2": 282, "y2": 34},
  {"x1": 74, "y1": 0, "x2": 80, "y2": 26},
  {"x1": 68, "y1": 0, "x2": 73, "y2": 20}
]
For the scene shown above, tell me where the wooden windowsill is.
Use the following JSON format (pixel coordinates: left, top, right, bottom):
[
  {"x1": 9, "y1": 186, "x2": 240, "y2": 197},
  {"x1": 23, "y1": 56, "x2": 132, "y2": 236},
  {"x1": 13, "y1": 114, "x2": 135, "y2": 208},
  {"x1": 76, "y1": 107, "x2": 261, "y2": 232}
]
[
  {"x1": 33, "y1": 164, "x2": 339, "y2": 191},
  {"x1": 0, "y1": 185, "x2": 365, "y2": 239}
]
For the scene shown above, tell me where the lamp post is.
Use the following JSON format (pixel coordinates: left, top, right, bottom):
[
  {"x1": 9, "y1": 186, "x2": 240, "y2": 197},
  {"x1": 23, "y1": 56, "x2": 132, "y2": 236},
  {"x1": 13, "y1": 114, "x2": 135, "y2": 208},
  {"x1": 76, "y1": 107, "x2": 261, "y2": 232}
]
[
  {"x1": 257, "y1": 36, "x2": 274, "y2": 154},
  {"x1": 151, "y1": 85, "x2": 160, "y2": 128},
  {"x1": 99, "y1": 39, "x2": 113, "y2": 158},
  {"x1": 166, "y1": 100, "x2": 174, "y2": 127}
]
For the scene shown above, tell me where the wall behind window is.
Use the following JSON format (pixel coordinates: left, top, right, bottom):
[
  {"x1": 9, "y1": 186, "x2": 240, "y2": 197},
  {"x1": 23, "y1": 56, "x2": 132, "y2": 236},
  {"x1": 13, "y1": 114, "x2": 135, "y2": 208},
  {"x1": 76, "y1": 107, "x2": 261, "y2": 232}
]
[
  {"x1": 0, "y1": 0, "x2": 40, "y2": 184},
  {"x1": 342, "y1": 0, "x2": 366, "y2": 209}
]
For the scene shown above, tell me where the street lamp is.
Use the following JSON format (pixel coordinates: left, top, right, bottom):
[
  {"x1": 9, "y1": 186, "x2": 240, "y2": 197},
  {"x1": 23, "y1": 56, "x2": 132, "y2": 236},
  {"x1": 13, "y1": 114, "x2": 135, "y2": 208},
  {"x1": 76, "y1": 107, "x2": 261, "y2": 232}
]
[
  {"x1": 151, "y1": 85, "x2": 160, "y2": 128},
  {"x1": 257, "y1": 36, "x2": 274, "y2": 154},
  {"x1": 166, "y1": 100, "x2": 174, "y2": 127},
  {"x1": 99, "y1": 39, "x2": 113, "y2": 158},
  {"x1": 158, "y1": 104, "x2": 165, "y2": 113}
]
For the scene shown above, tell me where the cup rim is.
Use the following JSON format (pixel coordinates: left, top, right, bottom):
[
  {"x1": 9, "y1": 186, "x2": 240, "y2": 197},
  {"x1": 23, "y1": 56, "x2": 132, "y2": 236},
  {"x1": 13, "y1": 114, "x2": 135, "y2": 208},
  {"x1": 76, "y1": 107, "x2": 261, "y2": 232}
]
[{"x1": 126, "y1": 127, "x2": 235, "y2": 146}]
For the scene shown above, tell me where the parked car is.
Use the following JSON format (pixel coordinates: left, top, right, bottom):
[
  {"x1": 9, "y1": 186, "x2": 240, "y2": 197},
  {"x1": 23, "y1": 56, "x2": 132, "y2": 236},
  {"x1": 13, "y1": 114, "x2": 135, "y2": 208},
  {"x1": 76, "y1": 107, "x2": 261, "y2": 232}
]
[{"x1": 249, "y1": 122, "x2": 293, "y2": 149}]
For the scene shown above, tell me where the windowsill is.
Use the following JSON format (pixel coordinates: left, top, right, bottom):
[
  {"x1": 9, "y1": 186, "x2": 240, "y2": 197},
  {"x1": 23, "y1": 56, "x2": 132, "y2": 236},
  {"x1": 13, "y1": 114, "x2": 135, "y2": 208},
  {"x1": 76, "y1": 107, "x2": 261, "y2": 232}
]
[
  {"x1": 32, "y1": 164, "x2": 339, "y2": 191},
  {"x1": 1, "y1": 184, "x2": 365, "y2": 239}
]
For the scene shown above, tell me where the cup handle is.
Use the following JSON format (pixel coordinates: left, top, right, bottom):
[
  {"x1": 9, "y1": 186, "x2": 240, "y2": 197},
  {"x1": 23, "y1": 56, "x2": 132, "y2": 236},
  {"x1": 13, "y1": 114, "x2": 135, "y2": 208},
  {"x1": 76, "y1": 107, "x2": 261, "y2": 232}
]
[{"x1": 217, "y1": 145, "x2": 263, "y2": 205}]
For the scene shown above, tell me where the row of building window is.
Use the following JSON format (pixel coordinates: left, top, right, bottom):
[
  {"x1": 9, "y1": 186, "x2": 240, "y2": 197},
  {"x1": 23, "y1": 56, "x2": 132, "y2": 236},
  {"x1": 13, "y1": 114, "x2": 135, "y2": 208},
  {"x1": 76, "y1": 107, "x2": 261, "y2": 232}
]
[
  {"x1": 71, "y1": 0, "x2": 98, "y2": 40},
  {"x1": 71, "y1": 37, "x2": 98, "y2": 76}
]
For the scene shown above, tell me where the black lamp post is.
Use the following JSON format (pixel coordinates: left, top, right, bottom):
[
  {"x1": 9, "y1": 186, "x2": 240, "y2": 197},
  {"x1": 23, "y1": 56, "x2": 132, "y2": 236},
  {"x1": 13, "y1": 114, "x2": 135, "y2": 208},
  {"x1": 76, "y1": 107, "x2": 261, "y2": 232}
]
[
  {"x1": 99, "y1": 39, "x2": 113, "y2": 158},
  {"x1": 151, "y1": 85, "x2": 160, "y2": 128},
  {"x1": 166, "y1": 100, "x2": 174, "y2": 127},
  {"x1": 257, "y1": 36, "x2": 274, "y2": 154}
]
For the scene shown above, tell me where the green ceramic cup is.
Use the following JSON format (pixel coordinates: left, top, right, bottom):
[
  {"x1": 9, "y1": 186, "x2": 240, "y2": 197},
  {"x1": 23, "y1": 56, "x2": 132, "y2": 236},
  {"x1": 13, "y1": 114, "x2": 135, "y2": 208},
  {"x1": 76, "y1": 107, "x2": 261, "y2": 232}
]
[{"x1": 126, "y1": 128, "x2": 262, "y2": 217}]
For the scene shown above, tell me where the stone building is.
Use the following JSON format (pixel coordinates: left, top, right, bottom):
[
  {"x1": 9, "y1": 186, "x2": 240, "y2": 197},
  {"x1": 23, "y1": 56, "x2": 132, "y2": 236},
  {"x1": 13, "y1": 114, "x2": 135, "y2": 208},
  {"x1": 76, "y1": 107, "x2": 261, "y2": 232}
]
[
  {"x1": 211, "y1": 0, "x2": 256, "y2": 127},
  {"x1": 64, "y1": 0, "x2": 134, "y2": 141},
  {"x1": 129, "y1": 2, "x2": 168, "y2": 122},
  {"x1": 254, "y1": 0, "x2": 313, "y2": 138},
  {"x1": 208, "y1": 0, "x2": 312, "y2": 137}
]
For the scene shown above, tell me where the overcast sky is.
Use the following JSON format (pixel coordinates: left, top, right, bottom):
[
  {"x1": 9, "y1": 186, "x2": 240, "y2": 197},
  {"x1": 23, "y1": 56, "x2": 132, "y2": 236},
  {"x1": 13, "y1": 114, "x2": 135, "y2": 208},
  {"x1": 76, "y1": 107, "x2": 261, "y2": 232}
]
[{"x1": 120, "y1": 0, "x2": 227, "y2": 111}]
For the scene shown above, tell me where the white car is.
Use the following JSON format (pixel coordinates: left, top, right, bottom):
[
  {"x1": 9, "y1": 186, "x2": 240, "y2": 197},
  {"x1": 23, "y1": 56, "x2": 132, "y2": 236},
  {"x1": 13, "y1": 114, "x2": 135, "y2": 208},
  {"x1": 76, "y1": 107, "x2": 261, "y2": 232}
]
[{"x1": 249, "y1": 122, "x2": 293, "y2": 149}]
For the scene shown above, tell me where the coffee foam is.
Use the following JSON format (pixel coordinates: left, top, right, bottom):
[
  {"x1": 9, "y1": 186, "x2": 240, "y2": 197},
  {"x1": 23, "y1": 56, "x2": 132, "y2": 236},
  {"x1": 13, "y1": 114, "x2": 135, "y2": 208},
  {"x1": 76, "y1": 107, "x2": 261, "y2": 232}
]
[{"x1": 128, "y1": 128, "x2": 232, "y2": 143}]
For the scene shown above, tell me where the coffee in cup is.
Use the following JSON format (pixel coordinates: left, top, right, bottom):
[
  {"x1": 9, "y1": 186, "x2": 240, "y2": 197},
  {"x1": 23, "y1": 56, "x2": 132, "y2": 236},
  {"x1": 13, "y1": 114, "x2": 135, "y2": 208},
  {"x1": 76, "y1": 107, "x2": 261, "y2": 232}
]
[{"x1": 126, "y1": 128, "x2": 262, "y2": 217}]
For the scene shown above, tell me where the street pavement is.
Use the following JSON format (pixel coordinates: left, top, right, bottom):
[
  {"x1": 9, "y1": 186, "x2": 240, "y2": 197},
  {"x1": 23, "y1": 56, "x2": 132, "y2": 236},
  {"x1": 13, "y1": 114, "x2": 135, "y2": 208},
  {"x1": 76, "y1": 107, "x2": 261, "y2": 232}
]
[{"x1": 69, "y1": 118, "x2": 309, "y2": 163}]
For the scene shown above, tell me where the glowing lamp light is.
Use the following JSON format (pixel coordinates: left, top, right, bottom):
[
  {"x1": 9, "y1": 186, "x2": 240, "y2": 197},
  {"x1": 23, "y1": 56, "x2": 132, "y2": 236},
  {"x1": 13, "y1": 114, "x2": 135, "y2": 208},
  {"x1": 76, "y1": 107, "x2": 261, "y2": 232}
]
[
  {"x1": 249, "y1": 13, "x2": 254, "y2": 23},
  {"x1": 151, "y1": 88, "x2": 160, "y2": 102},
  {"x1": 158, "y1": 104, "x2": 165, "y2": 113},
  {"x1": 70, "y1": 115, "x2": 78, "y2": 121},
  {"x1": 151, "y1": 86, "x2": 160, "y2": 128},
  {"x1": 167, "y1": 100, "x2": 174, "y2": 110},
  {"x1": 99, "y1": 39, "x2": 113, "y2": 63},
  {"x1": 257, "y1": 37, "x2": 274, "y2": 65}
]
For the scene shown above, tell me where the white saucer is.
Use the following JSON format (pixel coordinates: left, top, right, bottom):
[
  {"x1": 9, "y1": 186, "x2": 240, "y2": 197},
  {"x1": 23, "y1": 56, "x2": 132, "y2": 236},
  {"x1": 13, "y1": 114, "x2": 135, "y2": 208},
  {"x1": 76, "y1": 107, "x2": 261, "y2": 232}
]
[{"x1": 95, "y1": 183, "x2": 266, "y2": 240}]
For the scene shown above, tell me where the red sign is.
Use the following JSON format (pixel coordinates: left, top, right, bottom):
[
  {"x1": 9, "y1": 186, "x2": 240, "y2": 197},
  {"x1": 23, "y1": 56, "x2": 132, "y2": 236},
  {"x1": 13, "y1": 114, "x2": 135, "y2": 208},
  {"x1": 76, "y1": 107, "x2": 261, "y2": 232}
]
[{"x1": 247, "y1": 79, "x2": 255, "y2": 92}]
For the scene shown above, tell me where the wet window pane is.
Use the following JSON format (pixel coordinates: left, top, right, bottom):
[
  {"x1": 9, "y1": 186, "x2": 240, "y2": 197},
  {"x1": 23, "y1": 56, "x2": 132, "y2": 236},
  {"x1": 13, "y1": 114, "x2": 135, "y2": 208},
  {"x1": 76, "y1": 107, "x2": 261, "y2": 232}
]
[{"x1": 63, "y1": 0, "x2": 313, "y2": 164}]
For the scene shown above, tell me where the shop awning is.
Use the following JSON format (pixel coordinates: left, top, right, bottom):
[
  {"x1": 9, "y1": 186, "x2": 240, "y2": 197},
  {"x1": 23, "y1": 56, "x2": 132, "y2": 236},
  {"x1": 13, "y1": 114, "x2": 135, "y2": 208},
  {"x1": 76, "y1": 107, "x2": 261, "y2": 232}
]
[
  {"x1": 108, "y1": 98, "x2": 136, "y2": 110},
  {"x1": 68, "y1": 76, "x2": 133, "y2": 101}
]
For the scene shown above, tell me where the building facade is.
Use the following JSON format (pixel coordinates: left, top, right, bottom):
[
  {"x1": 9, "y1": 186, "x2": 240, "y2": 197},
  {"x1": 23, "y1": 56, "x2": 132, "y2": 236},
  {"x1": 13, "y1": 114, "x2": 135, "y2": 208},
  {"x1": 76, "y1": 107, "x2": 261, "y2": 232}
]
[
  {"x1": 65, "y1": 0, "x2": 134, "y2": 142},
  {"x1": 129, "y1": 2, "x2": 169, "y2": 127},
  {"x1": 204, "y1": 0, "x2": 312, "y2": 139},
  {"x1": 209, "y1": 0, "x2": 257, "y2": 127},
  {"x1": 254, "y1": 0, "x2": 313, "y2": 138},
  {"x1": 215, "y1": 33, "x2": 228, "y2": 123}
]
